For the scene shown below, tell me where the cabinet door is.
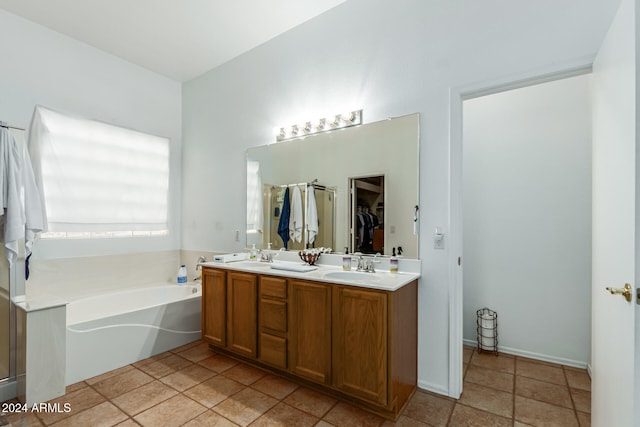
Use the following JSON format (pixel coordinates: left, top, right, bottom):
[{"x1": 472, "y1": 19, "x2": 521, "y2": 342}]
[
  {"x1": 333, "y1": 286, "x2": 388, "y2": 405},
  {"x1": 202, "y1": 268, "x2": 227, "y2": 347},
  {"x1": 289, "y1": 280, "x2": 331, "y2": 384},
  {"x1": 227, "y1": 272, "x2": 258, "y2": 358}
]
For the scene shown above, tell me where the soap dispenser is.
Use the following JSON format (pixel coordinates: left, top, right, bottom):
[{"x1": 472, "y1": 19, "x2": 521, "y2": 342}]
[{"x1": 249, "y1": 244, "x2": 257, "y2": 261}]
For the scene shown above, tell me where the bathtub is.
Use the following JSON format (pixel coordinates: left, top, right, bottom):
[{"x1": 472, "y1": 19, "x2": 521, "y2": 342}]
[{"x1": 65, "y1": 282, "x2": 201, "y2": 385}]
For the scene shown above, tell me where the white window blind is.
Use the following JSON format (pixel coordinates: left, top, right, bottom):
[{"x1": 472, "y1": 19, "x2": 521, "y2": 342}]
[{"x1": 28, "y1": 106, "x2": 169, "y2": 234}]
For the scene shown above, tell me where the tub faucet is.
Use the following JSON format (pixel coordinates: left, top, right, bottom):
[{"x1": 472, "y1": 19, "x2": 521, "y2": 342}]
[{"x1": 194, "y1": 256, "x2": 207, "y2": 280}]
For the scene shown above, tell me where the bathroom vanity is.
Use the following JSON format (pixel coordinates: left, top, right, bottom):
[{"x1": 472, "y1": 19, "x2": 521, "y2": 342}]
[{"x1": 200, "y1": 260, "x2": 418, "y2": 420}]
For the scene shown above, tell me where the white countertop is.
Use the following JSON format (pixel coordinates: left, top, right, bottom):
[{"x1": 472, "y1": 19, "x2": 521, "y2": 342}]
[{"x1": 201, "y1": 259, "x2": 420, "y2": 291}]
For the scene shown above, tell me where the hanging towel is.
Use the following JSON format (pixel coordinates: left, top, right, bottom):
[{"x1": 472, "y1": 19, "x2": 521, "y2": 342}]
[
  {"x1": 277, "y1": 187, "x2": 290, "y2": 248},
  {"x1": 306, "y1": 185, "x2": 318, "y2": 245},
  {"x1": 0, "y1": 128, "x2": 46, "y2": 265},
  {"x1": 289, "y1": 185, "x2": 303, "y2": 243}
]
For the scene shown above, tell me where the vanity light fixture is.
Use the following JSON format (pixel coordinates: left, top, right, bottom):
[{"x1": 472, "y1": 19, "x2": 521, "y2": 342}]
[{"x1": 275, "y1": 109, "x2": 362, "y2": 142}]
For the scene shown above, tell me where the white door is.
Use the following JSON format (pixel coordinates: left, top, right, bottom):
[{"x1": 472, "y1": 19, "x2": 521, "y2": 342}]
[{"x1": 591, "y1": 0, "x2": 638, "y2": 425}]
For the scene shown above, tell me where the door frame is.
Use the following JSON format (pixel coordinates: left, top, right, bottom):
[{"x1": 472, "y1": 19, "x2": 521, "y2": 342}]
[{"x1": 447, "y1": 57, "x2": 594, "y2": 398}]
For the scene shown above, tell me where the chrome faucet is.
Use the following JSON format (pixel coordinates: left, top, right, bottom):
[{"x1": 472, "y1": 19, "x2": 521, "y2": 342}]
[
  {"x1": 355, "y1": 255, "x2": 377, "y2": 273},
  {"x1": 194, "y1": 255, "x2": 207, "y2": 280}
]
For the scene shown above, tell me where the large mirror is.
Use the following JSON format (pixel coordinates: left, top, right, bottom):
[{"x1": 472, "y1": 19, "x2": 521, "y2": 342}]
[{"x1": 246, "y1": 113, "x2": 419, "y2": 258}]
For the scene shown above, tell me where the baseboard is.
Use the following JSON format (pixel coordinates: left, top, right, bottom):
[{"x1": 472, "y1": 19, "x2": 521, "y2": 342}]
[
  {"x1": 417, "y1": 379, "x2": 449, "y2": 397},
  {"x1": 462, "y1": 338, "x2": 588, "y2": 369}
]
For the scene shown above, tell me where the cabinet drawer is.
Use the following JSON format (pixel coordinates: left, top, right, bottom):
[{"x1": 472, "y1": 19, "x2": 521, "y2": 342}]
[
  {"x1": 260, "y1": 333, "x2": 287, "y2": 369},
  {"x1": 260, "y1": 299, "x2": 287, "y2": 333},
  {"x1": 260, "y1": 277, "x2": 287, "y2": 299}
]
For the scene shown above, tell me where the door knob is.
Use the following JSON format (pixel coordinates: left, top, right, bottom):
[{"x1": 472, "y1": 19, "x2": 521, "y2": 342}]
[{"x1": 605, "y1": 283, "x2": 632, "y2": 302}]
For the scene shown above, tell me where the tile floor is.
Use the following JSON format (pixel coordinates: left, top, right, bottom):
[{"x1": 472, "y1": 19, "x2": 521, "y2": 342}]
[{"x1": 0, "y1": 343, "x2": 591, "y2": 426}]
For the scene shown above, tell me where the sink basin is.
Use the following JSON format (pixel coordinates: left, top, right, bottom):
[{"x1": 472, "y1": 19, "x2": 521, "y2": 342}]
[
  {"x1": 230, "y1": 261, "x2": 272, "y2": 269},
  {"x1": 323, "y1": 271, "x2": 380, "y2": 282}
]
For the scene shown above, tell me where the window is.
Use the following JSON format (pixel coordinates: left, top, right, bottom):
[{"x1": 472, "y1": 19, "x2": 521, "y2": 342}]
[{"x1": 29, "y1": 106, "x2": 169, "y2": 238}]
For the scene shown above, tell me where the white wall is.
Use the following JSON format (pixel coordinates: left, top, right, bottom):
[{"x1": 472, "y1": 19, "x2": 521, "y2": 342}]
[
  {"x1": 182, "y1": 0, "x2": 618, "y2": 394},
  {"x1": 462, "y1": 75, "x2": 592, "y2": 366},
  {"x1": 0, "y1": 9, "x2": 182, "y2": 261}
]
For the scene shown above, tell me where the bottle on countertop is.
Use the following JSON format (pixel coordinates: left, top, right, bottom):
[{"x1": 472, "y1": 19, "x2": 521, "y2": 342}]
[
  {"x1": 390, "y1": 247, "x2": 398, "y2": 273},
  {"x1": 177, "y1": 265, "x2": 187, "y2": 284},
  {"x1": 249, "y1": 244, "x2": 257, "y2": 260}
]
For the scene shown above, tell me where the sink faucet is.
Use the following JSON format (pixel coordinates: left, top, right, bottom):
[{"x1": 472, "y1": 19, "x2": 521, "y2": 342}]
[{"x1": 355, "y1": 255, "x2": 377, "y2": 273}]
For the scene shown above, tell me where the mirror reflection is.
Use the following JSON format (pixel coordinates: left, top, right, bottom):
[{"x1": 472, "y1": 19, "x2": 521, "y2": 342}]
[{"x1": 247, "y1": 113, "x2": 419, "y2": 258}]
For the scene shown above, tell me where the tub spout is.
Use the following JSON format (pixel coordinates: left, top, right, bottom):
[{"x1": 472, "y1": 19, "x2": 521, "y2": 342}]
[{"x1": 194, "y1": 256, "x2": 207, "y2": 280}]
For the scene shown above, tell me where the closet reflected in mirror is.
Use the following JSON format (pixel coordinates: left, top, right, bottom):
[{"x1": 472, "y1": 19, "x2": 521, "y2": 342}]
[{"x1": 351, "y1": 175, "x2": 384, "y2": 254}]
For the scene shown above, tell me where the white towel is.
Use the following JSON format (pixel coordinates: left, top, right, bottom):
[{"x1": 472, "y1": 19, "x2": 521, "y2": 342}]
[
  {"x1": 306, "y1": 185, "x2": 318, "y2": 245},
  {"x1": 0, "y1": 128, "x2": 45, "y2": 265},
  {"x1": 289, "y1": 185, "x2": 303, "y2": 243}
]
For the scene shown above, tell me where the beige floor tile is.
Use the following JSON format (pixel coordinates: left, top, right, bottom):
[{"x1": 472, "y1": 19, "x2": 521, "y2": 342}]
[
  {"x1": 283, "y1": 387, "x2": 338, "y2": 418},
  {"x1": 448, "y1": 404, "x2": 512, "y2": 427},
  {"x1": 515, "y1": 376, "x2": 572, "y2": 408},
  {"x1": 322, "y1": 402, "x2": 385, "y2": 427},
  {"x1": 115, "y1": 420, "x2": 141, "y2": 427},
  {"x1": 132, "y1": 352, "x2": 172, "y2": 368},
  {"x1": 213, "y1": 388, "x2": 278, "y2": 426},
  {"x1": 470, "y1": 352, "x2": 515, "y2": 374},
  {"x1": 565, "y1": 370, "x2": 591, "y2": 391},
  {"x1": 160, "y1": 364, "x2": 216, "y2": 392},
  {"x1": 458, "y1": 382, "x2": 513, "y2": 418},
  {"x1": 134, "y1": 395, "x2": 206, "y2": 427},
  {"x1": 401, "y1": 390, "x2": 454, "y2": 427},
  {"x1": 222, "y1": 363, "x2": 266, "y2": 386},
  {"x1": 251, "y1": 374, "x2": 299, "y2": 400},
  {"x1": 50, "y1": 401, "x2": 128, "y2": 427},
  {"x1": 251, "y1": 402, "x2": 318, "y2": 426},
  {"x1": 382, "y1": 415, "x2": 428, "y2": 426},
  {"x1": 111, "y1": 380, "x2": 178, "y2": 416},
  {"x1": 2, "y1": 411, "x2": 44, "y2": 427},
  {"x1": 92, "y1": 368, "x2": 155, "y2": 400},
  {"x1": 197, "y1": 354, "x2": 238, "y2": 373},
  {"x1": 577, "y1": 411, "x2": 591, "y2": 427},
  {"x1": 516, "y1": 360, "x2": 565, "y2": 385},
  {"x1": 463, "y1": 346, "x2": 474, "y2": 363},
  {"x1": 136, "y1": 354, "x2": 193, "y2": 379},
  {"x1": 316, "y1": 421, "x2": 336, "y2": 427},
  {"x1": 515, "y1": 395, "x2": 579, "y2": 427},
  {"x1": 85, "y1": 365, "x2": 135, "y2": 385},
  {"x1": 517, "y1": 356, "x2": 563, "y2": 369},
  {"x1": 38, "y1": 386, "x2": 106, "y2": 425},
  {"x1": 182, "y1": 410, "x2": 239, "y2": 426},
  {"x1": 464, "y1": 364, "x2": 514, "y2": 393},
  {"x1": 169, "y1": 340, "x2": 203, "y2": 354},
  {"x1": 183, "y1": 376, "x2": 245, "y2": 408},
  {"x1": 65, "y1": 381, "x2": 88, "y2": 394},
  {"x1": 571, "y1": 388, "x2": 591, "y2": 414},
  {"x1": 177, "y1": 342, "x2": 215, "y2": 363}
]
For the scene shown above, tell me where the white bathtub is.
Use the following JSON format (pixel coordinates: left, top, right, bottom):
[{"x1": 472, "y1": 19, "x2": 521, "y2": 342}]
[{"x1": 65, "y1": 282, "x2": 201, "y2": 385}]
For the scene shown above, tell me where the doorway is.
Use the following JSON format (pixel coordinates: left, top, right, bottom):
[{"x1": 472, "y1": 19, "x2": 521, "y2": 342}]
[
  {"x1": 349, "y1": 175, "x2": 385, "y2": 254},
  {"x1": 457, "y1": 73, "x2": 592, "y2": 399}
]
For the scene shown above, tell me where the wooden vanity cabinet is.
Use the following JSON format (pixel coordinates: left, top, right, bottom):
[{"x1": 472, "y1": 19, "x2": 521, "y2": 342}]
[
  {"x1": 226, "y1": 272, "x2": 258, "y2": 358},
  {"x1": 201, "y1": 265, "x2": 417, "y2": 420},
  {"x1": 289, "y1": 279, "x2": 332, "y2": 385},
  {"x1": 202, "y1": 268, "x2": 257, "y2": 358},
  {"x1": 201, "y1": 267, "x2": 227, "y2": 346},
  {"x1": 258, "y1": 276, "x2": 288, "y2": 369},
  {"x1": 333, "y1": 286, "x2": 388, "y2": 405}
]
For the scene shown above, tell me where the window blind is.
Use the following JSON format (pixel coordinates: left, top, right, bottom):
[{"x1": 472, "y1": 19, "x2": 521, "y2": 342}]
[{"x1": 28, "y1": 106, "x2": 169, "y2": 233}]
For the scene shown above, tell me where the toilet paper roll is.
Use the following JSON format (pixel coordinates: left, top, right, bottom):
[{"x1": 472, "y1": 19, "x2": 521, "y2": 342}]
[{"x1": 479, "y1": 313, "x2": 496, "y2": 349}]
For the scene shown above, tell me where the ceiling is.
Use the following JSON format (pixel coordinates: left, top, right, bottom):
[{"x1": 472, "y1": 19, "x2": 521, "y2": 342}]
[{"x1": 0, "y1": 0, "x2": 347, "y2": 82}]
